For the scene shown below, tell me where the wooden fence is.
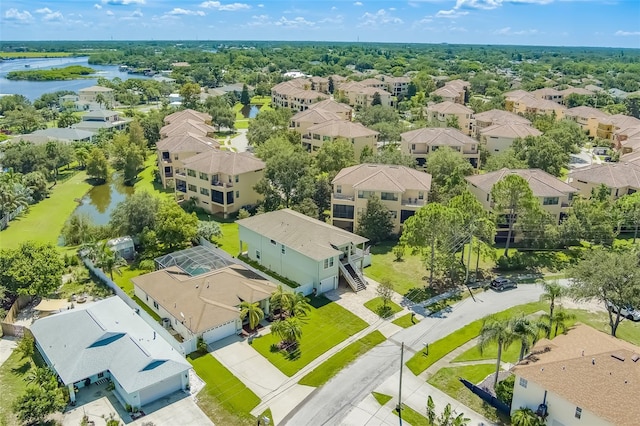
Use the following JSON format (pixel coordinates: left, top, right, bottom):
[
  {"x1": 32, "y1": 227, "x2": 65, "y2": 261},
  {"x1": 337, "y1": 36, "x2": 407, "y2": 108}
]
[{"x1": 1, "y1": 295, "x2": 33, "y2": 337}]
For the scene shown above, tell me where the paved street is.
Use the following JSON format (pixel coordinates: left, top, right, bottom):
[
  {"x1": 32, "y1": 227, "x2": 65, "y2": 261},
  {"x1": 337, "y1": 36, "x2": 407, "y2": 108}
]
[{"x1": 283, "y1": 283, "x2": 545, "y2": 425}]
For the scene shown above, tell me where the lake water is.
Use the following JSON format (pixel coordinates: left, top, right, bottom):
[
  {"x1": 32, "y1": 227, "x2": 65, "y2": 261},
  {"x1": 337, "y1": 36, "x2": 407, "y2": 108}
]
[
  {"x1": 240, "y1": 104, "x2": 261, "y2": 118},
  {"x1": 73, "y1": 176, "x2": 134, "y2": 226},
  {"x1": 0, "y1": 56, "x2": 150, "y2": 101}
]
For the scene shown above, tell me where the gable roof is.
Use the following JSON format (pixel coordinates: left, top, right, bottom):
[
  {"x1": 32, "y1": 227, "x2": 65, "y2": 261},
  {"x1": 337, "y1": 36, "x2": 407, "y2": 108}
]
[
  {"x1": 237, "y1": 209, "x2": 368, "y2": 261},
  {"x1": 31, "y1": 128, "x2": 94, "y2": 141},
  {"x1": 160, "y1": 120, "x2": 216, "y2": 137},
  {"x1": 569, "y1": 162, "x2": 640, "y2": 189},
  {"x1": 291, "y1": 108, "x2": 341, "y2": 125},
  {"x1": 427, "y1": 101, "x2": 474, "y2": 115},
  {"x1": 156, "y1": 132, "x2": 219, "y2": 153},
  {"x1": 474, "y1": 109, "x2": 531, "y2": 125},
  {"x1": 466, "y1": 168, "x2": 576, "y2": 197},
  {"x1": 132, "y1": 265, "x2": 276, "y2": 334},
  {"x1": 480, "y1": 122, "x2": 542, "y2": 139},
  {"x1": 181, "y1": 150, "x2": 265, "y2": 176},
  {"x1": 163, "y1": 109, "x2": 211, "y2": 125},
  {"x1": 401, "y1": 127, "x2": 476, "y2": 147},
  {"x1": 30, "y1": 297, "x2": 190, "y2": 392},
  {"x1": 560, "y1": 87, "x2": 595, "y2": 97},
  {"x1": 307, "y1": 120, "x2": 379, "y2": 138},
  {"x1": 307, "y1": 99, "x2": 353, "y2": 115},
  {"x1": 564, "y1": 106, "x2": 610, "y2": 120},
  {"x1": 84, "y1": 109, "x2": 119, "y2": 120},
  {"x1": 333, "y1": 164, "x2": 431, "y2": 193},
  {"x1": 513, "y1": 324, "x2": 640, "y2": 426},
  {"x1": 79, "y1": 85, "x2": 113, "y2": 93}
]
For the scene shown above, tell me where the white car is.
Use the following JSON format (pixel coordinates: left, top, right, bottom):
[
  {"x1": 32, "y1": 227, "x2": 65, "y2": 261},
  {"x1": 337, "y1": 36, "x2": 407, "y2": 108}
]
[{"x1": 607, "y1": 302, "x2": 640, "y2": 321}]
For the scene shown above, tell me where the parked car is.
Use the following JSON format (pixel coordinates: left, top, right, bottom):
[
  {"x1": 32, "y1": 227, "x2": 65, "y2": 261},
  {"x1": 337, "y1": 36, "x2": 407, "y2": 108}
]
[
  {"x1": 490, "y1": 276, "x2": 517, "y2": 291},
  {"x1": 606, "y1": 302, "x2": 640, "y2": 321}
]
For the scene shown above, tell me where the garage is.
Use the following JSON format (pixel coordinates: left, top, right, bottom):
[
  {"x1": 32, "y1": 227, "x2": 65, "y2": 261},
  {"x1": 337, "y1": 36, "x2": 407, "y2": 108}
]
[
  {"x1": 139, "y1": 374, "x2": 183, "y2": 406},
  {"x1": 202, "y1": 320, "x2": 237, "y2": 344}
]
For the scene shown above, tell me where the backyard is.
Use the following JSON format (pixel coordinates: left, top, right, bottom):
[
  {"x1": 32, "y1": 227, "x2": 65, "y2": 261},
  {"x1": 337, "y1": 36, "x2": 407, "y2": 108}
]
[
  {"x1": 250, "y1": 296, "x2": 369, "y2": 376},
  {"x1": 0, "y1": 350, "x2": 41, "y2": 426}
]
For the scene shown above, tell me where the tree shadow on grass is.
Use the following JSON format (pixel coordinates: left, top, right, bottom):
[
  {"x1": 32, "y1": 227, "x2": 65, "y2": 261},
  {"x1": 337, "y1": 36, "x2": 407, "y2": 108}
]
[
  {"x1": 309, "y1": 295, "x2": 331, "y2": 309},
  {"x1": 11, "y1": 360, "x2": 31, "y2": 375}
]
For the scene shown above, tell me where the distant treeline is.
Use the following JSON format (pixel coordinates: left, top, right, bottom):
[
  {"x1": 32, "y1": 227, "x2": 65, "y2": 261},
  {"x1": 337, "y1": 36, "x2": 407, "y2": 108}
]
[{"x1": 6, "y1": 65, "x2": 95, "y2": 81}]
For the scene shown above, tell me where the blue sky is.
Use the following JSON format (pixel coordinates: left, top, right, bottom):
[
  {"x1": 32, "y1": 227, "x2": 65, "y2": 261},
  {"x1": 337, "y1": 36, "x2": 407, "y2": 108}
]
[{"x1": 1, "y1": 0, "x2": 639, "y2": 48}]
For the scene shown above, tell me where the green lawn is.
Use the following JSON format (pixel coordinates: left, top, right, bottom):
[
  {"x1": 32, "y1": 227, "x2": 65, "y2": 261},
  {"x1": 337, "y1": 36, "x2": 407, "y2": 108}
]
[
  {"x1": 392, "y1": 313, "x2": 420, "y2": 328},
  {"x1": 134, "y1": 156, "x2": 174, "y2": 200},
  {"x1": 452, "y1": 340, "x2": 522, "y2": 364},
  {"x1": 427, "y1": 364, "x2": 504, "y2": 423},
  {"x1": 214, "y1": 222, "x2": 240, "y2": 256},
  {"x1": 0, "y1": 51, "x2": 75, "y2": 58},
  {"x1": 112, "y1": 266, "x2": 146, "y2": 296},
  {"x1": 393, "y1": 404, "x2": 430, "y2": 426},
  {"x1": 0, "y1": 351, "x2": 37, "y2": 426},
  {"x1": 363, "y1": 297, "x2": 402, "y2": 318},
  {"x1": 372, "y1": 392, "x2": 392, "y2": 406},
  {"x1": 298, "y1": 331, "x2": 385, "y2": 386},
  {"x1": 406, "y1": 302, "x2": 547, "y2": 375},
  {"x1": 0, "y1": 170, "x2": 91, "y2": 250},
  {"x1": 250, "y1": 96, "x2": 271, "y2": 106},
  {"x1": 187, "y1": 352, "x2": 259, "y2": 426},
  {"x1": 251, "y1": 297, "x2": 369, "y2": 376}
]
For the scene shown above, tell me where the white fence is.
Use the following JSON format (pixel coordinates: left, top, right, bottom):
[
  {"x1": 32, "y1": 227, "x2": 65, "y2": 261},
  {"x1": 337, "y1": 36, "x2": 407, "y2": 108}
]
[{"x1": 0, "y1": 205, "x2": 25, "y2": 230}]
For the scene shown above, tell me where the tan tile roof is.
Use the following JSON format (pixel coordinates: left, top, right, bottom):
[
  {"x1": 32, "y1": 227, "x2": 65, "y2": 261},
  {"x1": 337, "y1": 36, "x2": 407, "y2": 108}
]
[
  {"x1": 307, "y1": 120, "x2": 379, "y2": 138},
  {"x1": 480, "y1": 122, "x2": 542, "y2": 139},
  {"x1": 79, "y1": 85, "x2": 114, "y2": 93},
  {"x1": 160, "y1": 120, "x2": 216, "y2": 137},
  {"x1": 512, "y1": 324, "x2": 640, "y2": 426},
  {"x1": 401, "y1": 127, "x2": 476, "y2": 147},
  {"x1": 291, "y1": 108, "x2": 341, "y2": 125},
  {"x1": 333, "y1": 164, "x2": 431, "y2": 192},
  {"x1": 560, "y1": 87, "x2": 595, "y2": 97},
  {"x1": 359, "y1": 78, "x2": 385, "y2": 87},
  {"x1": 615, "y1": 125, "x2": 640, "y2": 139},
  {"x1": 181, "y1": 150, "x2": 265, "y2": 175},
  {"x1": 474, "y1": 109, "x2": 532, "y2": 125},
  {"x1": 564, "y1": 106, "x2": 610, "y2": 120},
  {"x1": 385, "y1": 76, "x2": 411, "y2": 84},
  {"x1": 569, "y1": 162, "x2": 640, "y2": 188},
  {"x1": 523, "y1": 97, "x2": 567, "y2": 111},
  {"x1": 132, "y1": 265, "x2": 276, "y2": 334},
  {"x1": 504, "y1": 89, "x2": 530, "y2": 100},
  {"x1": 164, "y1": 109, "x2": 211, "y2": 125},
  {"x1": 427, "y1": 101, "x2": 474, "y2": 115},
  {"x1": 606, "y1": 114, "x2": 640, "y2": 129},
  {"x1": 433, "y1": 86, "x2": 462, "y2": 99},
  {"x1": 156, "y1": 132, "x2": 219, "y2": 153},
  {"x1": 237, "y1": 208, "x2": 368, "y2": 261},
  {"x1": 531, "y1": 87, "x2": 562, "y2": 97},
  {"x1": 308, "y1": 99, "x2": 353, "y2": 115},
  {"x1": 447, "y1": 79, "x2": 470, "y2": 89},
  {"x1": 466, "y1": 168, "x2": 576, "y2": 197}
]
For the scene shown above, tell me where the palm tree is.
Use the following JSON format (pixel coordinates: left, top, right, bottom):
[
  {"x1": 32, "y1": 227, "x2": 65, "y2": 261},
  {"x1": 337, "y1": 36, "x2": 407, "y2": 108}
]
[
  {"x1": 271, "y1": 317, "x2": 303, "y2": 348},
  {"x1": 94, "y1": 242, "x2": 127, "y2": 281},
  {"x1": 26, "y1": 367, "x2": 56, "y2": 387},
  {"x1": 0, "y1": 182, "x2": 29, "y2": 217},
  {"x1": 543, "y1": 308, "x2": 576, "y2": 337},
  {"x1": 270, "y1": 285, "x2": 294, "y2": 320},
  {"x1": 540, "y1": 281, "x2": 564, "y2": 338},
  {"x1": 478, "y1": 316, "x2": 517, "y2": 389},
  {"x1": 239, "y1": 301, "x2": 264, "y2": 331},
  {"x1": 510, "y1": 316, "x2": 541, "y2": 361},
  {"x1": 511, "y1": 407, "x2": 543, "y2": 426},
  {"x1": 288, "y1": 292, "x2": 312, "y2": 319}
]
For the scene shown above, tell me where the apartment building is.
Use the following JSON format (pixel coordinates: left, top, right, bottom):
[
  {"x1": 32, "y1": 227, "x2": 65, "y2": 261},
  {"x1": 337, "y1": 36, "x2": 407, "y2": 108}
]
[
  {"x1": 431, "y1": 79, "x2": 470, "y2": 104},
  {"x1": 480, "y1": 123, "x2": 542, "y2": 154},
  {"x1": 401, "y1": 127, "x2": 480, "y2": 168},
  {"x1": 564, "y1": 106, "x2": 611, "y2": 138},
  {"x1": 426, "y1": 101, "x2": 475, "y2": 136},
  {"x1": 384, "y1": 76, "x2": 411, "y2": 97},
  {"x1": 474, "y1": 109, "x2": 532, "y2": 138},
  {"x1": 271, "y1": 80, "x2": 329, "y2": 111},
  {"x1": 569, "y1": 162, "x2": 640, "y2": 200},
  {"x1": 302, "y1": 120, "x2": 379, "y2": 159},
  {"x1": 156, "y1": 132, "x2": 219, "y2": 188},
  {"x1": 336, "y1": 81, "x2": 393, "y2": 108}
]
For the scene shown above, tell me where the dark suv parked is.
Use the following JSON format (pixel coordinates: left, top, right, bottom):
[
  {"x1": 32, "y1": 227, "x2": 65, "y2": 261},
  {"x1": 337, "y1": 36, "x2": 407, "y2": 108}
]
[{"x1": 490, "y1": 277, "x2": 517, "y2": 291}]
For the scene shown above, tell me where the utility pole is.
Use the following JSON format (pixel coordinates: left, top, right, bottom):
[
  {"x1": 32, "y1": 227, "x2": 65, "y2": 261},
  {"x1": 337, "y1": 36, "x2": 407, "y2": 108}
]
[{"x1": 397, "y1": 342, "x2": 404, "y2": 423}]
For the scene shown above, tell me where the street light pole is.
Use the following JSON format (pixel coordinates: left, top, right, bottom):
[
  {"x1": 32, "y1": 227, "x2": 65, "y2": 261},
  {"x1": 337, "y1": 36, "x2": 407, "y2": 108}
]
[{"x1": 397, "y1": 342, "x2": 404, "y2": 423}]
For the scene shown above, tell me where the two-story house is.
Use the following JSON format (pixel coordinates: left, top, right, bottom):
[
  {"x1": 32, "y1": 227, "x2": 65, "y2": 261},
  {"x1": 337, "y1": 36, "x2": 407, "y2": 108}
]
[
  {"x1": 564, "y1": 106, "x2": 610, "y2": 138},
  {"x1": 238, "y1": 209, "x2": 370, "y2": 293},
  {"x1": 426, "y1": 101, "x2": 475, "y2": 136},
  {"x1": 384, "y1": 76, "x2": 411, "y2": 97},
  {"x1": 431, "y1": 79, "x2": 470, "y2": 104},
  {"x1": 331, "y1": 164, "x2": 432, "y2": 234},
  {"x1": 271, "y1": 80, "x2": 329, "y2": 111},
  {"x1": 303, "y1": 120, "x2": 379, "y2": 159},
  {"x1": 160, "y1": 119, "x2": 216, "y2": 139},
  {"x1": 569, "y1": 162, "x2": 640, "y2": 200},
  {"x1": 336, "y1": 82, "x2": 393, "y2": 108},
  {"x1": 72, "y1": 109, "x2": 131, "y2": 132},
  {"x1": 401, "y1": 127, "x2": 480, "y2": 168},
  {"x1": 530, "y1": 87, "x2": 563, "y2": 103},
  {"x1": 78, "y1": 85, "x2": 115, "y2": 105},
  {"x1": 163, "y1": 109, "x2": 212, "y2": 126},
  {"x1": 156, "y1": 132, "x2": 219, "y2": 188},
  {"x1": 176, "y1": 150, "x2": 265, "y2": 217},
  {"x1": 474, "y1": 109, "x2": 532, "y2": 138},
  {"x1": 480, "y1": 122, "x2": 542, "y2": 154}
]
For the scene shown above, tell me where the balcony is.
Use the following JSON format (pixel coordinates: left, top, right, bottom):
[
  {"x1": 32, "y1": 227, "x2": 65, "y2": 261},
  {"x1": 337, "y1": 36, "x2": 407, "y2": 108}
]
[
  {"x1": 164, "y1": 172, "x2": 173, "y2": 178},
  {"x1": 333, "y1": 193, "x2": 355, "y2": 201},
  {"x1": 401, "y1": 198, "x2": 426, "y2": 207},
  {"x1": 175, "y1": 169, "x2": 186, "y2": 177},
  {"x1": 212, "y1": 180, "x2": 233, "y2": 188},
  {"x1": 161, "y1": 157, "x2": 172, "y2": 164}
]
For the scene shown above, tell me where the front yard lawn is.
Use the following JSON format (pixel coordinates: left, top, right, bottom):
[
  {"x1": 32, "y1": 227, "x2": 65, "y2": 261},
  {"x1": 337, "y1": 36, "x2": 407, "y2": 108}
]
[
  {"x1": 298, "y1": 331, "x2": 385, "y2": 386},
  {"x1": 363, "y1": 297, "x2": 402, "y2": 318},
  {"x1": 427, "y1": 364, "x2": 504, "y2": 423},
  {"x1": 187, "y1": 352, "x2": 259, "y2": 426},
  {"x1": 392, "y1": 313, "x2": 419, "y2": 328},
  {"x1": 372, "y1": 391, "x2": 392, "y2": 406},
  {"x1": 452, "y1": 340, "x2": 522, "y2": 364},
  {"x1": 393, "y1": 403, "x2": 429, "y2": 426},
  {"x1": 251, "y1": 296, "x2": 369, "y2": 376},
  {"x1": 0, "y1": 350, "x2": 37, "y2": 426}
]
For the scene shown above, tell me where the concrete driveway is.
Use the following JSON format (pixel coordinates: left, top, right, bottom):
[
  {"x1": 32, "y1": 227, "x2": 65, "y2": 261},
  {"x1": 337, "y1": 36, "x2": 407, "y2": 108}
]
[{"x1": 0, "y1": 336, "x2": 17, "y2": 367}]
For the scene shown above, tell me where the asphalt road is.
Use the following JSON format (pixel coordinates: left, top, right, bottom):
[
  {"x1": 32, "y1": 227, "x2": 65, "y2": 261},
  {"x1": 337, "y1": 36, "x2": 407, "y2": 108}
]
[{"x1": 283, "y1": 283, "x2": 546, "y2": 426}]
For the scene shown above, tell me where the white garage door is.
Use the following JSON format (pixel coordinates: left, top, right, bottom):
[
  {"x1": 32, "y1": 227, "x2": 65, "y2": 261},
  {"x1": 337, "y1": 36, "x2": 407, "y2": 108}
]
[
  {"x1": 139, "y1": 374, "x2": 182, "y2": 406},
  {"x1": 202, "y1": 320, "x2": 237, "y2": 344}
]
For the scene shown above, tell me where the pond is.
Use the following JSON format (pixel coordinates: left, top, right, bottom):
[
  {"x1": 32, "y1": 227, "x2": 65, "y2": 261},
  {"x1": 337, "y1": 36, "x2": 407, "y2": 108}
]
[
  {"x1": 72, "y1": 175, "x2": 134, "y2": 226},
  {"x1": 239, "y1": 104, "x2": 261, "y2": 119}
]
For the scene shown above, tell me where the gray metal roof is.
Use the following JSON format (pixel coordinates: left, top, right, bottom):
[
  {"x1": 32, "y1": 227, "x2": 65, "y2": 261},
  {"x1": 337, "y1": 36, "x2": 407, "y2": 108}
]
[{"x1": 31, "y1": 297, "x2": 190, "y2": 392}]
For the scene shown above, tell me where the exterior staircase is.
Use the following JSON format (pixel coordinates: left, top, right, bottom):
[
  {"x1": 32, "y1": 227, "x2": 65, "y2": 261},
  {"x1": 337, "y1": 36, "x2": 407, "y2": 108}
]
[{"x1": 339, "y1": 261, "x2": 367, "y2": 292}]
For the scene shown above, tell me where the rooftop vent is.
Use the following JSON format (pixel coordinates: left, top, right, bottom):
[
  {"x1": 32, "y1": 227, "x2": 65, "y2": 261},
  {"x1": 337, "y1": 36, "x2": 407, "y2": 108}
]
[
  {"x1": 632, "y1": 354, "x2": 639, "y2": 363},
  {"x1": 611, "y1": 354, "x2": 626, "y2": 362}
]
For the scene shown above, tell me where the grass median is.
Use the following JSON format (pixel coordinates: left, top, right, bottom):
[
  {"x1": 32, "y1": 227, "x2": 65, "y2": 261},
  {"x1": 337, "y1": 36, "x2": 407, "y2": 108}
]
[{"x1": 298, "y1": 331, "x2": 385, "y2": 387}]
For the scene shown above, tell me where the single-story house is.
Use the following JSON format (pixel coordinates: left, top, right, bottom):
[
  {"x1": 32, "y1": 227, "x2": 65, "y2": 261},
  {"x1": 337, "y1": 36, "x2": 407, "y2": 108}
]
[{"x1": 30, "y1": 297, "x2": 191, "y2": 409}]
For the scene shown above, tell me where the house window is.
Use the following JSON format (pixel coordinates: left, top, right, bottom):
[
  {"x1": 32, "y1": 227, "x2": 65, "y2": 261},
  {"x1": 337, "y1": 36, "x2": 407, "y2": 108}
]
[
  {"x1": 333, "y1": 204, "x2": 354, "y2": 219},
  {"x1": 174, "y1": 155, "x2": 179, "y2": 161},
  {"x1": 323, "y1": 258, "x2": 334, "y2": 269},
  {"x1": 358, "y1": 190, "x2": 373, "y2": 199},
  {"x1": 235, "y1": 175, "x2": 239, "y2": 183},
  {"x1": 543, "y1": 197, "x2": 559, "y2": 205},
  {"x1": 236, "y1": 191, "x2": 239, "y2": 198},
  {"x1": 575, "y1": 407, "x2": 582, "y2": 419},
  {"x1": 486, "y1": 194, "x2": 490, "y2": 202},
  {"x1": 281, "y1": 245, "x2": 286, "y2": 255},
  {"x1": 519, "y1": 377, "x2": 528, "y2": 388},
  {"x1": 98, "y1": 372, "x2": 104, "y2": 378},
  {"x1": 418, "y1": 191, "x2": 424, "y2": 200},
  {"x1": 411, "y1": 144, "x2": 416, "y2": 151},
  {"x1": 381, "y1": 192, "x2": 398, "y2": 201},
  {"x1": 199, "y1": 172, "x2": 208, "y2": 181},
  {"x1": 256, "y1": 250, "x2": 261, "y2": 260},
  {"x1": 153, "y1": 301, "x2": 159, "y2": 309},
  {"x1": 270, "y1": 239, "x2": 276, "y2": 245},
  {"x1": 336, "y1": 185, "x2": 342, "y2": 194},
  {"x1": 187, "y1": 169, "x2": 196, "y2": 177},
  {"x1": 313, "y1": 133, "x2": 321, "y2": 140},
  {"x1": 188, "y1": 184, "x2": 197, "y2": 192},
  {"x1": 200, "y1": 187, "x2": 210, "y2": 196}
]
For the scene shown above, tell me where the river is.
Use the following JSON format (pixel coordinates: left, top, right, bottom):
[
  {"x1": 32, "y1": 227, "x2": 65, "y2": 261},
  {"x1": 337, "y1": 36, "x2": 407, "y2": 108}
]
[{"x1": 0, "y1": 56, "x2": 150, "y2": 101}]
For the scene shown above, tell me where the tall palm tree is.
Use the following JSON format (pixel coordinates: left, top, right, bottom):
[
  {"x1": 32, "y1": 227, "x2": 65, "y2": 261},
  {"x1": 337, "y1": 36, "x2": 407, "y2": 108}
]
[
  {"x1": 540, "y1": 281, "x2": 564, "y2": 338},
  {"x1": 510, "y1": 316, "x2": 541, "y2": 361},
  {"x1": 239, "y1": 301, "x2": 264, "y2": 331},
  {"x1": 94, "y1": 242, "x2": 127, "y2": 281},
  {"x1": 511, "y1": 407, "x2": 543, "y2": 426},
  {"x1": 270, "y1": 285, "x2": 294, "y2": 320},
  {"x1": 478, "y1": 316, "x2": 517, "y2": 389},
  {"x1": 271, "y1": 317, "x2": 303, "y2": 348},
  {"x1": 543, "y1": 308, "x2": 576, "y2": 338},
  {"x1": 288, "y1": 292, "x2": 312, "y2": 319}
]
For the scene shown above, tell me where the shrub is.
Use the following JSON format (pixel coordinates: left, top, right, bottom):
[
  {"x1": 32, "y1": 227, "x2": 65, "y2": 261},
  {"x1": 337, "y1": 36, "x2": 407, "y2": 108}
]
[
  {"x1": 392, "y1": 245, "x2": 405, "y2": 261},
  {"x1": 496, "y1": 375, "x2": 515, "y2": 406},
  {"x1": 138, "y1": 259, "x2": 155, "y2": 272}
]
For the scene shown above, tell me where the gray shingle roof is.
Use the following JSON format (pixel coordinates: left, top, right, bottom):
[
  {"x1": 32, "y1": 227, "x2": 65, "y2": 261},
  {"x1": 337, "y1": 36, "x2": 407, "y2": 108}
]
[
  {"x1": 569, "y1": 162, "x2": 640, "y2": 189},
  {"x1": 31, "y1": 297, "x2": 190, "y2": 392}
]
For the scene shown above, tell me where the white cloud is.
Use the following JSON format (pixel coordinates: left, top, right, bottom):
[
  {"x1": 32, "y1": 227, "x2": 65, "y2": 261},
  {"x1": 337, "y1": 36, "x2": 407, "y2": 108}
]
[
  {"x1": 131, "y1": 9, "x2": 143, "y2": 17},
  {"x1": 106, "y1": 10, "x2": 114, "y2": 16},
  {"x1": 359, "y1": 9, "x2": 403, "y2": 27},
  {"x1": 43, "y1": 11, "x2": 64, "y2": 21},
  {"x1": 615, "y1": 30, "x2": 640, "y2": 36},
  {"x1": 200, "y1": 1, "x2": 250, "y2": 11},
  {"x1": 167, "y1": 8, "x2": 205, "y2": 16},
  {"x1": 435, "y1": 9, "x2": 469, "y2": 18},
  {"x1": 102, "y1": 0, "x2": 145, "y2": 5},
  {"x1": 94, "y1": 4, "x2": 103, "y2": 9},
  {"x1": 35, "y1": 8, "x2": 53, "y2": 14},
  {"x1": 449, "y1": 26, "x2": 468, "y2": 32},
  {"x1": 419, "y1": 17, "x2": 433, "y2": 24},
  {"x1": 331, "y1": 6, "x2": 338, "y2": 10},
  {"x1": 275, "y1": 16, "x2": 315, "y2": 27},
  {"x1": 258, "y1": 3, "x2": 264, "y2": 7},
  {"x1": 354, "y1": 1, "x2": 363, "y2": 5},
  {"x1": 494, "y1": 26, "x2": 538, "y2": 35},
  {"x1": 319, "y1": 15, "x2": 344, "y2": 24},
  {"x1": 4, "y1": 8, "x2": 33, "y2": 22},
  {"x1": 437, "y1": 0, "x2": 553, "y2": 17}
]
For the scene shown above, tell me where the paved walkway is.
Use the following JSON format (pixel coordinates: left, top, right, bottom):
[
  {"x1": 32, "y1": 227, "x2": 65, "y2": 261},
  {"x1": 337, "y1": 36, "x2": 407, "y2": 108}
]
[{"x1": 0, "y1": 336, "x2": 17, "y2": 367}]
